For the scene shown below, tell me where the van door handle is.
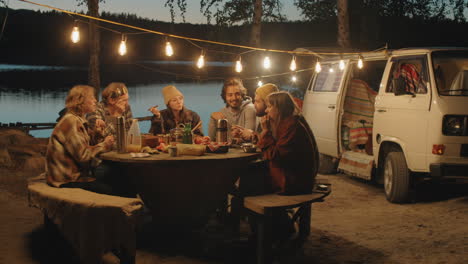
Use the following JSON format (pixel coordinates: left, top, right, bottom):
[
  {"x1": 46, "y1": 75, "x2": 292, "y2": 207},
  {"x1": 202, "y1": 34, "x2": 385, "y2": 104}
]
[
  {"x1": 328, "y1": 105, "x2": 336, "y2": 109},
  {"x1": 377, "y1": 109, "x2": 387, "y2": 113}
]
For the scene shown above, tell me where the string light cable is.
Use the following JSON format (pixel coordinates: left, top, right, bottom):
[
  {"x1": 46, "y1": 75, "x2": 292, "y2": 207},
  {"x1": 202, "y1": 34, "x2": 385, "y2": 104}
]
[{"x1": 17, "y1": 0, "x2": 371, "y2": 57}]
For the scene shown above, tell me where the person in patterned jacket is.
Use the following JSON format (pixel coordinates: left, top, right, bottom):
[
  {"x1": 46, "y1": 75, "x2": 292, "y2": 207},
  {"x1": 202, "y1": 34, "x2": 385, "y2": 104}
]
[
  {"x1": 86, "y1": 82, "x2": 134, "y2": 146},
  {"x1": 46, "y1": 85, "x2": 115, "y2": 194}
]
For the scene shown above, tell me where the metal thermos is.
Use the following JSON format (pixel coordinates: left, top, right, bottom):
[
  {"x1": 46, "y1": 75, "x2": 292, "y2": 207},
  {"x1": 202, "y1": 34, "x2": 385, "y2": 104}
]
[
  {"x1": 116, "y1": 116, "x2": 127, "y2": 153},
  {"x1": 216, "y1": 119, "x2": 228, "y2": 143}
]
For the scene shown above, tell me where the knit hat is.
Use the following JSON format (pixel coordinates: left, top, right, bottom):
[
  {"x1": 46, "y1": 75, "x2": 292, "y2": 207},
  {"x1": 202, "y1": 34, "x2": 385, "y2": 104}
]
[
  {"x1": 162, "y1": 85, "x2": 183, "y2": 105},
  {"x1": 255, "y1": 83, "x2": 279, "y2": 102}
]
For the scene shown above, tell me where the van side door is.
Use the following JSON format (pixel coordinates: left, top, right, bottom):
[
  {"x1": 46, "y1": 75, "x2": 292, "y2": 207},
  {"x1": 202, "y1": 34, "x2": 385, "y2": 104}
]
[
  {"x1": 303, "y1": 62, "x2": 347, "y2": 158},
  {"x1": 374, "y1": 55, "x2": 431, "y2": 171}
]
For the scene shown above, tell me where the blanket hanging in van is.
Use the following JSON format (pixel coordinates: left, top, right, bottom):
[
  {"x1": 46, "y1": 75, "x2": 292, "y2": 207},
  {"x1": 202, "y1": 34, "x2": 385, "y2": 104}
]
[{"x1": 342, "y1": 79, "x2": 377, "y2": 125}]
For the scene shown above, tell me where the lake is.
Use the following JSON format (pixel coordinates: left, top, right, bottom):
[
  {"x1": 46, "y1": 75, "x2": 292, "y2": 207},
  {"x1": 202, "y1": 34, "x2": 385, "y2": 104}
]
[{"x1": 0, "y1": 64, "x2": 303, "y2": 138}]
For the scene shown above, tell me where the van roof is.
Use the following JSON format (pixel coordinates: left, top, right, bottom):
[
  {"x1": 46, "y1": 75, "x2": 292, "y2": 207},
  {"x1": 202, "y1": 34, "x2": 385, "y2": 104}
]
[{"x1": 294, "y1": 47, "x2": 468, "y2": 61}]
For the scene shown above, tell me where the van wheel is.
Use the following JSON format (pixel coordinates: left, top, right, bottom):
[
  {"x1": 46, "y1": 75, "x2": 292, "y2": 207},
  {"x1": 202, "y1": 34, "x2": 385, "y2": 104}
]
[
  {"x1": 318, "y1": 154, "x2": 338, "y2": 174},
  {"x1": 383, "y1": 151, "x2": 410, "y2": 203}
]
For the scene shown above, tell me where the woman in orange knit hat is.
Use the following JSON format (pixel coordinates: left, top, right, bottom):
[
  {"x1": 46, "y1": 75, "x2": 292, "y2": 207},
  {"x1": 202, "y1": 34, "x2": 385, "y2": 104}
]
[{"x1": 148, "y1": 85, "x2": 203, "y2": 136}]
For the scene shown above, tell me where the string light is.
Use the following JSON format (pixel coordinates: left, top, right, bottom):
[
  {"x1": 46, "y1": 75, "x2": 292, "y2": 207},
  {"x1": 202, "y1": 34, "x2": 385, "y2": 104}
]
[
  {"x1": 118, "y1": 34, "x2": 127, "y2": 56},
  {"x1": 235, "y1": 56, "x2": 243, "y2": 73},
  {"x1": 196, "y1": 50, "x2": 205, "y2": 69},
  {"x1": 263, "y1": 56, "x2": 271, "y2": 70},
  {"x1": 339, "y1": 59, "x2": 345, "y2": 70},
  {"x1": 258, "y1": 80, "x2": 263, "y2": 87},
  {"x1": 291, "y1": 75, "x2": 297, "y2": 82},
  {"x1": 289, "y1": 56, "x2": 297, "y2": 71},
  {"x1": 70, "y1": 24, "x2": 80, "y2": 43},
  {"x1": 315, "y1": 60, "x2": 322, "y2": 73},
  {"x1": 329, "y1": 67, "x2": 334, "y2": 73},
  {"x1": 357, "y1": 55, "x2": 364, "y2": 69},
  {"x1": 165, "y1": 41, "x2": 174, "y2": 57}
]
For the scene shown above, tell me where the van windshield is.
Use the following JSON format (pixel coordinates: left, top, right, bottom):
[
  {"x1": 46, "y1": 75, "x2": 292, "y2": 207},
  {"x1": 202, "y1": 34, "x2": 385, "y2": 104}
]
[{"x1": 432, "y1": 50, "x2": 468, "y2": 96}]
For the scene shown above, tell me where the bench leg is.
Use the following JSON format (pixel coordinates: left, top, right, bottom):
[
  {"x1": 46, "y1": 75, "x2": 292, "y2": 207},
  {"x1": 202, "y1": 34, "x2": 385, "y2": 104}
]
[
  {"x1": 257, "y1": 209, "x2": 273, "y2": 264},
  {"x1": 298, "y1": 204, "x2": 311, "y2": 240}
]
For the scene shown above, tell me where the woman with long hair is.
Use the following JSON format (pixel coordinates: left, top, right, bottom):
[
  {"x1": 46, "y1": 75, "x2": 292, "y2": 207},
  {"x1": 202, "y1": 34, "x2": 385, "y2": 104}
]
[
  {"x1": 258, "y1": 91, "x2": 319, "y2": 194},
  {"x1": 46, "y1": 85, "x2": 114, "y2": 194}
]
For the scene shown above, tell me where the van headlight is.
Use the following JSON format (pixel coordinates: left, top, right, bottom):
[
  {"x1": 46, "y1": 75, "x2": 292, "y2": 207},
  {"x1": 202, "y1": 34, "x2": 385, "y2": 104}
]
[{"x1": 442, "y1": 115, "x2": 466, "y2": 136}]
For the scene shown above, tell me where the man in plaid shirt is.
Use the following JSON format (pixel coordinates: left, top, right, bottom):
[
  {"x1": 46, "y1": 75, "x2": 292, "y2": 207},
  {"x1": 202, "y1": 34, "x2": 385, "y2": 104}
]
[{"x1": 86, "y1": 82, "x2": 133, "y2": 146}]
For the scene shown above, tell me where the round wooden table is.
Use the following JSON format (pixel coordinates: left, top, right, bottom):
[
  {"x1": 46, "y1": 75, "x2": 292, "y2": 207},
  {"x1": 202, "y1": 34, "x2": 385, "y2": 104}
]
[{"x1": 100, "y1": 148, "x2": 260, "y2": 230}]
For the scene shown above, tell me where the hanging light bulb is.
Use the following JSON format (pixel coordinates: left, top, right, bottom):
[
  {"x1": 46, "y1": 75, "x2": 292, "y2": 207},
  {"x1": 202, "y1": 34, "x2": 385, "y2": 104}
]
[
  {"x1": 291, "y1": 75, "x2": 297, "y2": 82},
  {"x1": 289, "y1": 56, "x2": 297, "y2": 71},
  {"x1": 235, "y1": 57, "x2": 243, "y2": 73},
  {"x1": 118, "y1": 35, "x2": 127, "y2": 56},
  {"x1": 315, "y1": 60, "x2": 322, "y2": 73},
  {"x1": 357, "y1": 56, "x2": 364, "y2": 69},
  {"x1": 339, "y1": 59, "x2": 345, "y2": 70},
  {"x1": 263, "y1": 56, "x2": 271, "y2": 69},
  {"x1": 165, "y1": 41, "x2": 174, "y2": 57},
  {"x1": 196, "y1": 51, "x2": 205, "y2": 69},
  {"x1": 258, "y1": 80, "x2": 263, "y2": 87},
  {"x1": 329, "y1": 67, "x2": 334, "y2": 73},
  {"x1": 71, "y1": 26, "x2": 80, "y2": 43}
]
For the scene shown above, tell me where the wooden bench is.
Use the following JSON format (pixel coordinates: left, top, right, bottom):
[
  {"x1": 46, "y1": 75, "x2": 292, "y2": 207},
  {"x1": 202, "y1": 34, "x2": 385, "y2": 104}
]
[
  {"x1": 27, "y1": 177, "x2": 144, "y2": 264},
  {"x1": 241, "y1": 182, "x2": 331, "y2": 264}
]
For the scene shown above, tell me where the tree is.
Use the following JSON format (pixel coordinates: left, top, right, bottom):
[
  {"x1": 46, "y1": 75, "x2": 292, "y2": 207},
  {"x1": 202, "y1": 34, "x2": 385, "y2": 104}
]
[
  {"x1": 76, "y1": 0, "x2": 104, "y2": 98},
  {"x1": 165, "y1": 0, "x2": 285, "y2": 47},
  {"x1": 337, "y1": 0, "x2": 350, "y2": 48}
]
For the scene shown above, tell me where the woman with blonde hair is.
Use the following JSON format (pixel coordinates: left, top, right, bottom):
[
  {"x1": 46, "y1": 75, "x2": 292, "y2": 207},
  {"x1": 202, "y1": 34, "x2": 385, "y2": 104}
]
[
  {"x1": 87, "y1": 82, "x2": 133, "y2": 145},
  {"x1": 46, "y1": 85, "x2": 114, "y2": 194},
  {"x1": 258, "y1": 91, "x2": 319, "y2": 194}
]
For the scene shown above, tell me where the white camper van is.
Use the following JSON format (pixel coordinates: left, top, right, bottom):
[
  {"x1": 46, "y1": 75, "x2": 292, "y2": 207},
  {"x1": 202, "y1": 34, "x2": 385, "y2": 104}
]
[{"x1": 302, "y1": 47, "x2": 468, "y2": 203}]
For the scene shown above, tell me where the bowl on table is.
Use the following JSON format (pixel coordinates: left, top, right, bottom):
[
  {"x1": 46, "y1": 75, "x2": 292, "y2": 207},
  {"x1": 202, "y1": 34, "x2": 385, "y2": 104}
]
[{"x1": 241, "y1": 143, "x2": 257, "y2": 153}]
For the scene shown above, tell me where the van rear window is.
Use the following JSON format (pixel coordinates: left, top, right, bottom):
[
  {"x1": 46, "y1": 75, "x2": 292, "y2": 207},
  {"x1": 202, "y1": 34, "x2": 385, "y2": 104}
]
[{"x1": 313, "y1": 64, "x2": 343, "y2": 92}]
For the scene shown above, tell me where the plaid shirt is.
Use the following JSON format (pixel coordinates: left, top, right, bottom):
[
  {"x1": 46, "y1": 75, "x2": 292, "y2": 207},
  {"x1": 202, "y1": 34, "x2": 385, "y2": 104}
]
[
  {"x1": 46, "y1": 112, "x2": 111, "y2": 187},
  {"x1": 86, "y1": 101, "x2": 133, "y2": 145}
]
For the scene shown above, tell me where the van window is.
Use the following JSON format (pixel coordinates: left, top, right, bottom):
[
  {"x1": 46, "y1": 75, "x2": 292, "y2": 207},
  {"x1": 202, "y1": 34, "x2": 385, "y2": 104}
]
[
  {"x1": 386, "y1": 56, "x2": 428, "y2": 95},
  {"x1": 432, "y1": 50, "x2": 468, "y2": 96},
  {"x1": 312, "y1": 63, "x2": 344, "y2": 92}
]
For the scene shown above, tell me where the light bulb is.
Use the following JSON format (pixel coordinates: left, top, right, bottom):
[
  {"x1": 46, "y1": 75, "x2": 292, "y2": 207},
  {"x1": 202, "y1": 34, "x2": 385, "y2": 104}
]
[
  {"x1": 71, "y1": 26, "x2": 80, "y2": 43},
  {"x1": 357, "y1": 57, "x2": 363, "y2": 69},
  {"x1": 263, "y1": 56, "x2": 271, "y2": 69},
  {"x1": 315, "y1": 61, "x2": 322, "y2": 73},
  {"x1": 258, "y1": 80, "x2": 263, "y2": 87},
  {"x1": 196, "y1": 54, "x2": 205, "y2": 68},
  {"x1": 291, "y1": 75, "x2": 297, "y2": 82},
  {"x1": 235, "y1": 59, "x2": 243, "y2": 73},
  {"x1": 118, "y1": 39, "x2": 127, "y2": 56},
  {"x1": 329, "y1": 68, "x2": 334, "y2": 73},
  {"x1": 289, "y1": 57, "x2": 297, "y2": 71},
  {"x1": 165, "y1": 41, "x2": 173, "y2": 57},
  {"x1": 339, "y1": 59, "x2": 345, "y2": 70}
]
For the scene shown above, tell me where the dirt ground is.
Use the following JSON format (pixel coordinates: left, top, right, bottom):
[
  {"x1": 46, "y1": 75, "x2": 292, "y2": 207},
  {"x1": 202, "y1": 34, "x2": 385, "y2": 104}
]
[{"x1": 1, "y1": 167, "x2": 467, "y2": 264}]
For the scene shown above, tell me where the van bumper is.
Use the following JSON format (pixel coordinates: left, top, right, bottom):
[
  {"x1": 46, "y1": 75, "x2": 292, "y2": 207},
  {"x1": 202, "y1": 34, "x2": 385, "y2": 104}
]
[{"x1": 430, "y1": 163, "x2": 468, "y2": 178}]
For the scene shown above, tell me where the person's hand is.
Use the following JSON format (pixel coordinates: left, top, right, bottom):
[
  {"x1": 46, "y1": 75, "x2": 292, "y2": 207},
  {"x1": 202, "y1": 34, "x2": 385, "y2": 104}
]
[
  {"x1": 260, "y1": 115, "x2": 270, "y2": 132},
  {"x1": 241, "y1": 128, "x2": 254, "y2": 141},
  {"x1": 211, "y1": 112, "x2": 225, "y2": 120},
  {"x1": 96, "y1": 119, "x2": 106, "y2": 129},
  {"x1": 103, "y1": 135, "x2": 115, "y2": 149},
  {"x1": 231, "y1": 125, "x2": 242, "y2": 138},
  {"x1": 149, "y1": 106, "x2": 160, "y2": 118}
]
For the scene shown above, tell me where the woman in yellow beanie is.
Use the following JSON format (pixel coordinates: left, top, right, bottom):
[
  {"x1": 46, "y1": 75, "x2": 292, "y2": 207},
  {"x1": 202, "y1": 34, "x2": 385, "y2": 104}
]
[{"x1": 148, "y1": 85, "x2": 203, "y2": 136}]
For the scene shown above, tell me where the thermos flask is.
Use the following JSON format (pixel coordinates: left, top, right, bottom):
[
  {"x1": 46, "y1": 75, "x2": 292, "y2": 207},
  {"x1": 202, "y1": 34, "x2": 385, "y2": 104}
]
[
  {"x1": 216, "y1": 119, "x2": 228, "y2": 143},
  {"x1": 116, "y1": 116, "x2": 127, "y2": 153}
]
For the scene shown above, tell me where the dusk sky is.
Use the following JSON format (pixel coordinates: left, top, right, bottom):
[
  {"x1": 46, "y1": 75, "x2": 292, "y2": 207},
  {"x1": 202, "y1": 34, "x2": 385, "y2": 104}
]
[{"x1": 9, "y1": 0, "x2": 303, "y2": 24}]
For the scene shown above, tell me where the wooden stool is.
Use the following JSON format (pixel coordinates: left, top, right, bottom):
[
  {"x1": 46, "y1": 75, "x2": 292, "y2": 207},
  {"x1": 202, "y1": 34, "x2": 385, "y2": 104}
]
[{"x1": 242, "y1": 184, "x2": 331, "y2": 264}]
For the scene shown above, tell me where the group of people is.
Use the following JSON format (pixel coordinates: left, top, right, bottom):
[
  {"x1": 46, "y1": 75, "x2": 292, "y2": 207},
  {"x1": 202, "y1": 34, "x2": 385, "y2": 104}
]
[{"x1": 45, "y1": 77, "x2": 319, "y2": 197}]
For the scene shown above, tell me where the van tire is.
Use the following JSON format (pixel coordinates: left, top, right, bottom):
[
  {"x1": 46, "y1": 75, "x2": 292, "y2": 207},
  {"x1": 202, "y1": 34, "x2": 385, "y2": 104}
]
[
  {"x1": 318, "y1": 154, "x2": 338, "y2": 174},
  {"x1": 383, "y1": 151, "x2": 410, "y2": 203}
]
